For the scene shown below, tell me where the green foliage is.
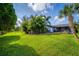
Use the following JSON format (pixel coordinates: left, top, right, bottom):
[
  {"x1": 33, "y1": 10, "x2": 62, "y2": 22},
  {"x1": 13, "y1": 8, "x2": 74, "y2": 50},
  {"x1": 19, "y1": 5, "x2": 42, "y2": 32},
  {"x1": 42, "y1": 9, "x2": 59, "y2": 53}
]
[
  {"x1": 59, "y1": 4, "x2": 79, "y2": 17},
  {"x1": 21, "y1": 16, "x2": 29, "y2": 33},
  {"x1": 30, "y1": 15, "x2": 51, "y2": 33},
  {"x1": 0, "y1": 3, "x2": 17, "y2": 32},
  {"x1": 74, "y1": 20, "x2": 79, "y2": 32},
  {"x1": 21, "y1": 15, "x2": 51, "y2": 34},
  {"x1": 0, "y1": 31, "x2": 79, "y2": 56},
  {"x1": 15, "y1": 27, "x2": 21, "y2": 31},
  {"x1": 59, "y1": 4, "x2": 74, "y2": 17},
  {"x1": 74, "y1": 3, "x2": 79, "y2": 13},
  {"x1": 59, "y1": 4, "x2": 79, "y2": 34}
]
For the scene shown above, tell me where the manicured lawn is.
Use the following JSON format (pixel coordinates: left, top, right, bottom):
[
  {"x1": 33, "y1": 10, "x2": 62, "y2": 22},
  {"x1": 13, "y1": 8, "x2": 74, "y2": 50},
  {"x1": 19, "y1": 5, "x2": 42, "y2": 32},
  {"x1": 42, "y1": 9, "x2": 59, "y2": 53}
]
[{"x1": 0, "y1": 31, "x2": 79, "y2": 56}]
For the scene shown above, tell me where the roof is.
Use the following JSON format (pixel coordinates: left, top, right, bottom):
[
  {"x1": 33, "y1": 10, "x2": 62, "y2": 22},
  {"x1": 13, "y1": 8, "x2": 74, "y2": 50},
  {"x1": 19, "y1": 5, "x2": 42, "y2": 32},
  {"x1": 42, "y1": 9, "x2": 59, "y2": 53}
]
[{"x1": 47, "y1": 24, "x2": 69, "y2": 28}]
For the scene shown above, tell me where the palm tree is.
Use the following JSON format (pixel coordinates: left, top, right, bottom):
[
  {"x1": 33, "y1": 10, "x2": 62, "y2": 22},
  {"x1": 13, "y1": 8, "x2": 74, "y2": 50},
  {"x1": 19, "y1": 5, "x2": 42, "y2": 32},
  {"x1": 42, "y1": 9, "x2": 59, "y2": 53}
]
[
  {"x1": 21, "y1": 16, "x2": 29, "y2": 34},
  {"x1": 30, "y1": 15, "x2": 51, "y2": 34},
  {"x1": 59, "y1": 4, "x2": 79, "y2": 40}
]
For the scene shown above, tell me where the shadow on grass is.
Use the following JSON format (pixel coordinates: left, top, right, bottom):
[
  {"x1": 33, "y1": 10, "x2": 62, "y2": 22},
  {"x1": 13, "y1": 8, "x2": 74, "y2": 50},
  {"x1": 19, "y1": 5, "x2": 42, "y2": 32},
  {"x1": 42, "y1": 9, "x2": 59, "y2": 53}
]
[
  {"x1": 0, "y1": 36, "x2": 20, "y2": 45},
  {"x1": 0, "y1": 44, "x2": 39, "y2": 56},
  {"x1": 0, "y1": 36, "x2": 39, "y2": 56}
]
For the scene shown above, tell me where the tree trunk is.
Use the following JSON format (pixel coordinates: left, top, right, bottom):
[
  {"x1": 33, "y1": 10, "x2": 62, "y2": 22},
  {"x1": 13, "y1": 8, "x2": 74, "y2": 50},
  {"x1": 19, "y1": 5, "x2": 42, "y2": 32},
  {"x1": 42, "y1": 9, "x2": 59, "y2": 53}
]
[{"x1": 68, "y1": 15, "x2": 79, "y2": 40}]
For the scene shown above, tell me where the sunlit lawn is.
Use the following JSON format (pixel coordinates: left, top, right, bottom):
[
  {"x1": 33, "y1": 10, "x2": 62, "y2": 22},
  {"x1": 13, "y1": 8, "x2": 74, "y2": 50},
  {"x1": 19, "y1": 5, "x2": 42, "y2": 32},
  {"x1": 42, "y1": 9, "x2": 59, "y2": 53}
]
[{"x1": 0, "y1": 31, "x2": 79, "y2": 56}]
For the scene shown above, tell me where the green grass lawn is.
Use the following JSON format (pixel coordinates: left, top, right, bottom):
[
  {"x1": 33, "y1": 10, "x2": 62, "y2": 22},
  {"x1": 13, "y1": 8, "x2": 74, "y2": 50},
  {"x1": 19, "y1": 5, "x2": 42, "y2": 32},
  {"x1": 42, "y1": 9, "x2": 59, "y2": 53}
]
[{"x1": 0, "y1": 31, "x2": 79, "y2": 56}]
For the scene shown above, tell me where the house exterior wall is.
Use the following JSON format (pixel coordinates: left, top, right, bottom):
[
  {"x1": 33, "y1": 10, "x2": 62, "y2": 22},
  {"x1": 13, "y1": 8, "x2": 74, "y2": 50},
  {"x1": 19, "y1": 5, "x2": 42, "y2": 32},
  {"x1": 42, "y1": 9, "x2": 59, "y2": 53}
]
[{"x1": 50, "y1": 27, "x2": 71, "y2": 33}]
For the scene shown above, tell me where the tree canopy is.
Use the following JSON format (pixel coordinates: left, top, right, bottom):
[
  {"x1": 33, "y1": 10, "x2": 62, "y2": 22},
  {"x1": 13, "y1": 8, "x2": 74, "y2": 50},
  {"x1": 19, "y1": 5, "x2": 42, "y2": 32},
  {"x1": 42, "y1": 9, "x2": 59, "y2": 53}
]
[
  {"x1": 0, "y1": 3, "x2": 17, "y2": 32},
  {"x1": 21, "y1": 15, "x2": 51, "y2": 34}
]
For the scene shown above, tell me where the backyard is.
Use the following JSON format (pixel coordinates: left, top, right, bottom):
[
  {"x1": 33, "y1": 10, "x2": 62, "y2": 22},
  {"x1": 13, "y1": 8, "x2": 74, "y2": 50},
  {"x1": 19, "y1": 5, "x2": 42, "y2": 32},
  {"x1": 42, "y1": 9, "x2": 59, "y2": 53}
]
[
  {"x1": 1, "y1": 3, "x2": 79, "y2": 56},
  {"x1": 0, "y1": 31, "x2": 79, "y2": 56}
]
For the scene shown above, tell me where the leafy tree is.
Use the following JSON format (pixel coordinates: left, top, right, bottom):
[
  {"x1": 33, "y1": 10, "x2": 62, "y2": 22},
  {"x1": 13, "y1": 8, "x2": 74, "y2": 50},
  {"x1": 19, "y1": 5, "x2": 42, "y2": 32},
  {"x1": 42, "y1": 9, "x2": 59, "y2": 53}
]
[
  {"x1": 30, "y1": 15, "x2": 51, "y2": 34},
  {"x1": 21, "y1": 15, "x2": 51, "y2": 34},
  {"x1": 0, "y1": 3, "x2": 17, "y2": 33},
  {"x1": 74, "y1": 19, "x2": 79, "y2": 32},
  {"x1": 21, "y1": 16, "x2": 29, "y2": 34},
  {"x1": 59, "y1": 4, "x2": 79, "y2": 40}
]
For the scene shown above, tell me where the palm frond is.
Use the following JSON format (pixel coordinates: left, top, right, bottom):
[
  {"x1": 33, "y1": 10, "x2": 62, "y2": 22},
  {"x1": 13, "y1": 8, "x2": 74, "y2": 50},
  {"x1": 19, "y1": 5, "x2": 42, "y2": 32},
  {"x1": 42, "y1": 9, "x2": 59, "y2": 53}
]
[{"x1": 59, "y1": 10, "x2": 64, "y2": 18}]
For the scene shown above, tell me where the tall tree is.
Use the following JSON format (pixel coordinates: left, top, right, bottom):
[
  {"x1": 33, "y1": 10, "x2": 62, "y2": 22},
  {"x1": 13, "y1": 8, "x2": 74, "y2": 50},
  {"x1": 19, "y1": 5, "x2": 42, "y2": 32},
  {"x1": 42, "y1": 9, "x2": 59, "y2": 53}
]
[
  {"x1": 30, "y1": 15, "x2": 51, "y2": 34},
  {"x1": 21, "y1": 15, "x2": 51, "y2": 34},
  {"x1": 59, "y1": 4, "x2": 79, "y2": 40},
  {"x1": 21, "y1": 16, "x2": 29, "y2": 33},
  {"x1": 0, "y1": 3, "x2": 17, "y2": 32}
]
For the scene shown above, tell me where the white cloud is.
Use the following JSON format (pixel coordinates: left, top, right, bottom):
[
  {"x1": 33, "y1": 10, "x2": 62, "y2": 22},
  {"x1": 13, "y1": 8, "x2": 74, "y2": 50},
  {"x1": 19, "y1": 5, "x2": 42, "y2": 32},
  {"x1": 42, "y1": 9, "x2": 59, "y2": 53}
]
[
  {"x1": 27, "y1": 3, "x2": 53, "y2": 13},
  {"x1": 17, "y1": 18, "x2": 22, "y2": 23},
  {"x1": 54, "y1": 16, "x2": 58, "y2": 20},
  {"x1": 43, "y1": 10, "x2": 48, "y2": 14},
  {"x1": 41, "y1": 10, "x2": 48, "y2": 15},
  {"x1": 76, "y1": 14, "x2": 79, "y2": 17},
  {"x1": 16, "y1": 18, "x2": 22, "y2": 27},
  {"x1": 28, "y1": 3, "x2": 33, "y2": 7},
  {"x1": 53, "y1": 16, "x2": 66, "y2": 25},
  {"x1": 54, "y1": 16, "x2": 65, "y2": 22},
  {"x1": 28, "y1": 3, "x2": 45, "y2": 12}
]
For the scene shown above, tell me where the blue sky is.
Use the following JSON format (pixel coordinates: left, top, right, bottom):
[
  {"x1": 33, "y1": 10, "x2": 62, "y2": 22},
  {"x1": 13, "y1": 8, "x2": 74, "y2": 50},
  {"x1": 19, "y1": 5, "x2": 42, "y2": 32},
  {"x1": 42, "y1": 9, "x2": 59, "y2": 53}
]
[{"x1": 13, "y1": 3, "x2": 79, "y2": 26}]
